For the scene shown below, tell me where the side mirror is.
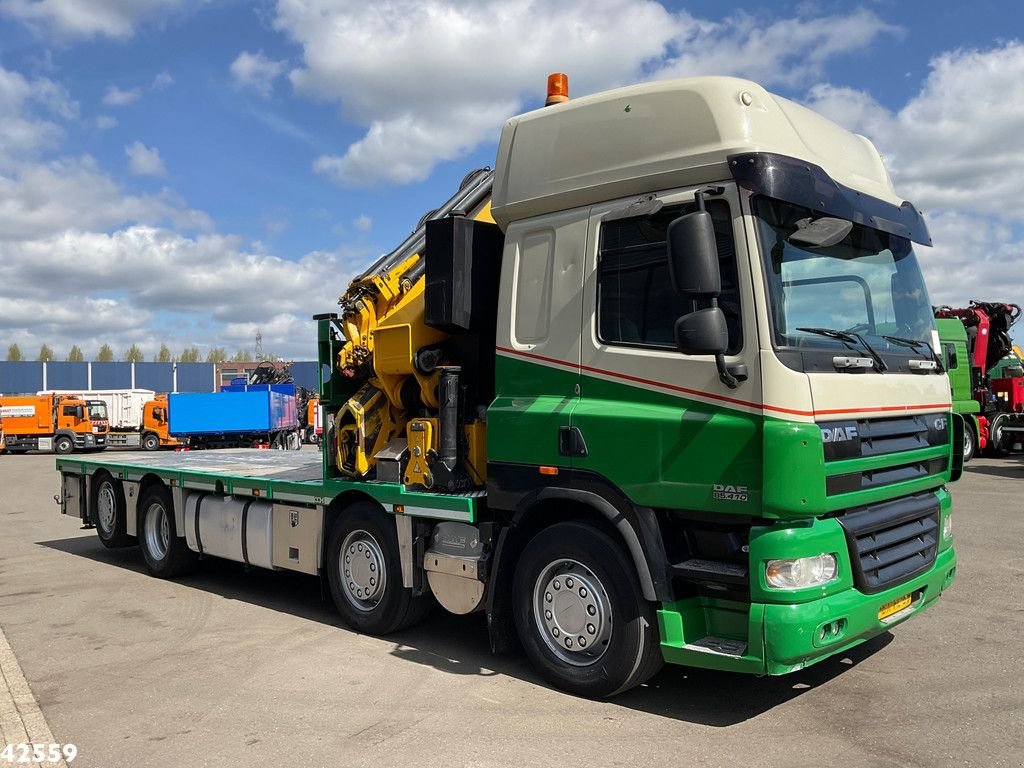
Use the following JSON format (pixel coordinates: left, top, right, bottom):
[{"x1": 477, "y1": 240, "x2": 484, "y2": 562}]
[
  {"x1": 675, "y1": 307, "x2": 728, "y2": 356},
  {"x1": 667, "y1": 210, "x2": 720, "y2": 297}
]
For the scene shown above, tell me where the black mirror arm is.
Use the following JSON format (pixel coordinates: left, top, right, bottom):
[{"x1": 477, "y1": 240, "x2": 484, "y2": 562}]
[{"x1": 694, "y1": 185, "x2": 725, "y2": 212}]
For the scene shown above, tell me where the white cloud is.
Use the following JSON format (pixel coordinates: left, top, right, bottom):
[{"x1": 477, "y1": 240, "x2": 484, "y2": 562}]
[
  {"x1": 0, "y1": 0, "x2": 191, "y2": 39},
  {"x1": 125, "y1": 141, "x2": 167, "y2": 176},
  {"x1": 0, "y1": 60, "x2": 344, "y2": 359},
  {"x1": 0, "y1": 156, "x2": 207, "y2": 240},
  {"x1": 805, "y1": 42, "x2": 1024, "y2": 222},
  {"x1": 152, "y1": 71, "x2": 174, "y2": 90},
  {"x1": 656, "y1": 9, "x2": 900, "y2": 87},
  {"x1": 0, "y1": 64, "x2": 77, "y2": 162},
  {"x1": 230, "y1": 50, "x2": 287, "y2": 97},
  {"x1": 804, "y1": 41, "x2": 1024, "y2": 306},
  {"x1": 0, "y1": 226, "x2": 369, "y2": 358},
  {"x1": 103, "y1": 85, "x2": 141, "y2": 106},
  {"x1": 277, "y1": 1, "x2": 896, "y2": 185}
]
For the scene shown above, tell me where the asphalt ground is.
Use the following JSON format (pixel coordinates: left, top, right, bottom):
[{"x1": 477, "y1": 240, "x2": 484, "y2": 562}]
[{"x1": 0, "y1": 450, "x2": 1022, "y2": 768}]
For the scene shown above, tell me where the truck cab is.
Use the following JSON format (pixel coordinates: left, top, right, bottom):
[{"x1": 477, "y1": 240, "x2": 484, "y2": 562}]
[
  {"x1": 485, "y1": 77, "x2": 957, "y2": 678},
  {"x1": 141, "y1": 396, "x2": 180, "y2": 450},
  {"x1": 1, "y1": 394, "x2": 107, "y2": 453}
]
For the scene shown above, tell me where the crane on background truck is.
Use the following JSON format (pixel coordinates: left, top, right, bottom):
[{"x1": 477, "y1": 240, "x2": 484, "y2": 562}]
[
  {"x1": 935, "y1": 301, "x2": 1023, "y2": 458},
  {"x1": 56, "y1": 73, "x2": 959, "y2": 699}
]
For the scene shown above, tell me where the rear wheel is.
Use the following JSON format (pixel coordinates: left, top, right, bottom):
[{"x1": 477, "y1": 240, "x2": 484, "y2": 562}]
[
  {"x1": 326, "y1": 503, "x2": 430, "y2": 634},
  {"x1": 53, "y1": 435, "x2": 74, "y2": 455},
  {"x1": 138, "y1": 486, "x2": 197, "y2": 578},
  {"x1": 987, "y1": 415, "x2": 1010, "y2": 457},
  {"x1": 142, "y1": 432, "x2": 160, "y2": 451},
  {"x1": 513, "y1": 521, "x2": 663, "y2": 698},
  {"x1": 963, "y1": 423, "x2": 976, "y2": 463},
  {"x1": 92, "y1": 475, "x2": 132, "y2": 548}
]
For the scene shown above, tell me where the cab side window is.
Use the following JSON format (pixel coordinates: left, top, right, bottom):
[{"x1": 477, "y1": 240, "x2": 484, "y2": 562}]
[
  {"x1": 62, "y1": 406, "x2": 76, "y2": 417},
  {"x1": 597, "y1": 199, "x2": 741, "y2": 353}
]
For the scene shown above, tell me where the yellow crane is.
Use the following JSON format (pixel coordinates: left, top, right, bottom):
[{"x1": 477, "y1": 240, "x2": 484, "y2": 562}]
[{"x1": 332, "y1": 169, "x2": 495, "y2": 487}]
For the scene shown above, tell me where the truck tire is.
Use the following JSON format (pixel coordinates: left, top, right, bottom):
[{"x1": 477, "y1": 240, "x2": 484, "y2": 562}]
[
  {"x1": 512, "y1": 521, "x2": 663, "y2": 698},
  {"x1": 92, "y1": 474, "x2": 132, "y2": 548},
  {"x1": 54, "y1": 435, "x2": 74, "y2": 455},
  {"x1": 987, "y1": 415, "x2": 1010, "y2": 457},
  {"x1": 138, "y1": 485, "x2": 197, "y2": 578},
  {"x1": 963, "y1": 423, "x2": 976, "y2": 463},
  {"x1": 326, "y1": 503, "x2": 431, "y2": 635},
  {"x1": 142, "y1": 433, "x2": 160, "y2": 451}
]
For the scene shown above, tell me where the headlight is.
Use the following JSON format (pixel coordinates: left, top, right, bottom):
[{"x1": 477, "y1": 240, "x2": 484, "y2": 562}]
[
  {"x1": 942, "y1": 515, "x2": 952, "y2": 540},
  {"x1": 765, "y1": 554, "x2": 838, "y2": 590}
]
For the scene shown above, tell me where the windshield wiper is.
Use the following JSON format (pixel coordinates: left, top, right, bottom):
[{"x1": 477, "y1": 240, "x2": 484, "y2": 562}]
[
  {"x1": 796, "y1": 327, "x2": 888, "y2": 372},
  {"x1": 881, "y1": 335, "x2": 944, "y2": 372}
]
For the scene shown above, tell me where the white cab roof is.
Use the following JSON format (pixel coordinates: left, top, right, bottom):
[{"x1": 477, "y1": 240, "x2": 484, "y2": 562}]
[{"x1": 490, "y1": 76, "x2": 899, "y2": 228}]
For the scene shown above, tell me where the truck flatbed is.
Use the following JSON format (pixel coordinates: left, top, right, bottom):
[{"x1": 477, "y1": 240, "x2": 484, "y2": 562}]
[{"x1": 56, "y1": 449, "x2": 479, "y2": 522}]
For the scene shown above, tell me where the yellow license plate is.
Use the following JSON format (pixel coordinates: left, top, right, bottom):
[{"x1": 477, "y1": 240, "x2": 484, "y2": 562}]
[{"x1": 878, "y1": 594, "x2": 912, "y2": 620}]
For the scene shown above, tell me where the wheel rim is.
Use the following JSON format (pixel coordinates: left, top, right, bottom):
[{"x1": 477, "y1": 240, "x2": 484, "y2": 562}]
[
  {"x1": 964, "y1": 431, "x2": 973, "y2": 459},
  {"x1": 96, "y1": 482, "x2": 117, "y2": 534},
  {"x1": 144, "y1": 502, "x2": 170, "y2": 561},
  {"x1": 533, "y1": 558, "x2": 613, "y2": 667},
  {"x1": 339, "y1": 530, "x2": 387, "y2": 612}
]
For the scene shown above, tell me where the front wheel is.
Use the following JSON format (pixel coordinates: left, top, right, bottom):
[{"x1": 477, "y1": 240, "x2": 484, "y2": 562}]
[
  {"x1": 513, "y1": 521, "x2": 663, "y2": 698},
  {"x1": 326, "y1": 503, "x2": 430, "y2": 634},
  {"x1": 142, "y1": 432, "x2": 160, "y2": 451},
  {"x1": 53, "y1": 435, "x2": 74, "y2": 455}
]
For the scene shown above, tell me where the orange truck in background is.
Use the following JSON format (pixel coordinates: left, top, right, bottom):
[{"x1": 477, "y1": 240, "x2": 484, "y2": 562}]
[
  {"x1": 304, "y1": 397, "x2": 321, "y2": 444},
  {"x1": 140, "y1": 395, "x2": 182, "y2": 450},
  {"x1": 0, "y1": 394, "x2": 108, "y2": 454}
]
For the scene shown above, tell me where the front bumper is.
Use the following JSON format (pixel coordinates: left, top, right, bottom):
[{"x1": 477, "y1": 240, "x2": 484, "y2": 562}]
[{"x1": 658, "y1": 546, "x2": 957, "y2": 674}]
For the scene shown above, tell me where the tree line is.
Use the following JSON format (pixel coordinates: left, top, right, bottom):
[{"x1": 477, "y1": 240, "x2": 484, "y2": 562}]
[{"x1": 5, "y1": 344, "x2": 256, "y2": 364}]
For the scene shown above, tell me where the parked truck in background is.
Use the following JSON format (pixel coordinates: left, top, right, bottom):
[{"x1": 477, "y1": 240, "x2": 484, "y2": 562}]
[
  {"x1": 1, "y1": 394, "x2": 108, "y2": 454},
  {"x1": 39, "y1": 389, "x2": 181, "y2": 451},
  {"x1": 55, "y1": 74, "x2": 959, "y2": 698},
  {"x1": 936, "y1": 319, "x2": 985, "y2": 461},
  {"x1": 168, "y1": 388, "x2": 300, "y2": 449},
  {"x1": 935, "y1": 301, "x2": 1023, "y2": 457}
]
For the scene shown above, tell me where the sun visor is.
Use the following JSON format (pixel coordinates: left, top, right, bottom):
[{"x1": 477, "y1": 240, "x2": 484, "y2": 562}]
[{"x1": 729, "y1": 152, "x2": 932, "y2": 246}]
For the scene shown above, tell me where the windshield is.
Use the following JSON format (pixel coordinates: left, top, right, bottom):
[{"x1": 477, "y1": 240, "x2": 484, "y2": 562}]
[
  {"x1": 87, "y1": 402, "x2": 108, "y2": 421},
  {"x1": 754, "y1": 197, "x2": 936, "y2": 360}
]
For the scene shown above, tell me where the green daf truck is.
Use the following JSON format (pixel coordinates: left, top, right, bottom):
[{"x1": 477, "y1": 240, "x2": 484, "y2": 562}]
[
  {"x1": 56, "y1": 75, "x2": 959, "y2": 698},
  {"x1": 936, "y1": 317, "x2": 983, "y2": 461}
]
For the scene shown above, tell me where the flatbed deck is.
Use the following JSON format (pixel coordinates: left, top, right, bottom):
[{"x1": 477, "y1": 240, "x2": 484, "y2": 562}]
[{"x1": 56, "y1": 449, "x2": 480, "y2": 522}]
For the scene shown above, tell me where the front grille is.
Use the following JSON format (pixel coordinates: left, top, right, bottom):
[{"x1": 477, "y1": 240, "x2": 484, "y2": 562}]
[
  {"x1": 836, "y1": 492, "x2": 939, "y2": 594},
  {"x1": 826, "y1": 457, "x2": 948, "y2": 495},
  {"x1": 821, "y1": 413, "x2": 949, "y2": 462}
]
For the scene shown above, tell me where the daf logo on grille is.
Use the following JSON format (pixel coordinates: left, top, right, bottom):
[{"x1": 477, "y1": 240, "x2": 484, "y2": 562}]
[{"x1": 822, "y1": 425, "x2": 859, "y2": 443}]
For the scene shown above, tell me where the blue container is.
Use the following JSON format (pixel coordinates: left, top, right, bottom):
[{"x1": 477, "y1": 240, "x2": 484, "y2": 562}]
[
  {"x1": 219, "y1": 383, "x2": 296, "y2": 395},
  {"x1": 169, "y1": 391, "x2": 298, "y2": 436}
]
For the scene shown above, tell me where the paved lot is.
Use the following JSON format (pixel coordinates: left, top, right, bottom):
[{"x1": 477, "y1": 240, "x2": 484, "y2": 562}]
[{"x1": 1, "y1": 450, "x2": 1022, "y2": 768}]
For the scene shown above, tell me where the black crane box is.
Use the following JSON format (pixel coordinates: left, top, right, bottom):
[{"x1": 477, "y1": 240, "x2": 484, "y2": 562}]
[{"x1": 424, "y1": 217, "x2": 503, "y2": 334}]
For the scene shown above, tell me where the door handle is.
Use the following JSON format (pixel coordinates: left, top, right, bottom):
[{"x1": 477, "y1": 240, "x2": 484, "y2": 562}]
[{"x1": 558, "y1": 426, "x2": 588, "y2": 458}]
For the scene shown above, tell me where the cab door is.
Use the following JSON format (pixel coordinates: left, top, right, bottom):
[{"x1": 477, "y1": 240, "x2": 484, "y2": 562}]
[
  {"x1": 488, "y1": 207, "x2": 587, "y2": 469},
  {"x1": 572, "y1": 185, "x2": 764, "y2": 512}
]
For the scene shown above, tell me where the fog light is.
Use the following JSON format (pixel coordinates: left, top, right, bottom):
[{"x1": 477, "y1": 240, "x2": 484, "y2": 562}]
[
  {"x1": 766, "y1": 554, "x2": 838, "y2": 590},
  {"x1": 942, "y1": 515, "x2": 952, "y2": 540}
]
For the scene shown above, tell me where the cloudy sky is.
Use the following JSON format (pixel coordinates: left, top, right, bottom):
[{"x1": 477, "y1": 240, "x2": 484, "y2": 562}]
[{"x1": 0, "y1": 0, "x2": 1019, "y2": 361}]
